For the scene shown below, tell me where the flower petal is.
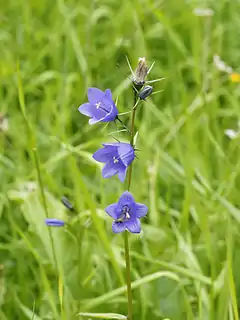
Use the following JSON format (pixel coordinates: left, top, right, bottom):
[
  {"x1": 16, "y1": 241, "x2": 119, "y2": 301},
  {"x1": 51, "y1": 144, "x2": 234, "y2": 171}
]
[
  {"x1": 102, "y1": 143, "x2": 120, "y2": 147},
  {"x1": 225, "y1": 129, "x2": 238, "y2": 139},
  {"x1": 112, "y1": 221, "x2": 126, "y2": 233},
  {"x1": 78, "y1": 103, "x2": 93, "y2": 116},
  {"x1": 93, "y1": 145, "x2": 118, "y2": 163},
  {"x1": 105, "y1": 203, "x2": 118, "y2": 219},
  {"x1": 104, "y1": 107, "x2": 118, "y2": 122},
  {"x1": 117, "y1": 166, "x2": 127, "y2": 182},
  {"x1": 135, "y1": 203, "x2": 148, "y2": 218},
  {"x1": 117, "y1": 143, "x2": 135, "y2": 166},
  {"x1": 104, "y1": 88, "x2": 113, "y2": 101},
  {"x1": 79, "y1": 102, "x2": 106, "y2": 121},
  {"x1": 126, "y1": 218, "x2": 141, "y2": 233},
  {"x1": 117, "y1": 191, "x2": 135, "y2": 208},
  {"x1": 89, "y1": 117, "x2": 101, "y2": 125},
  {"x1": 87, "y1": 87, "x2": 104, "y2": 103},
  {"x1": 102, "y1": 162, "x2": 119, "y2": 179}
]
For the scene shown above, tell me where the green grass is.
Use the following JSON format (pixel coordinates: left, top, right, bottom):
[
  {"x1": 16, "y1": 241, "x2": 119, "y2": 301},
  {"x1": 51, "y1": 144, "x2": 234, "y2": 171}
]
[{"x1": 1, "y1": 0, "x2": 240, "y2": 319}]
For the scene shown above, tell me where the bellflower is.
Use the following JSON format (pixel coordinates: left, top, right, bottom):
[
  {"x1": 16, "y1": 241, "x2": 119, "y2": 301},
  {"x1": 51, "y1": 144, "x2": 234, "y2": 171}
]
[
  {"x1": 78, "y1": 87, "x2": 118, "y2": 124},
  {"x1": 105, "y1": 191, "x2": 148, "y2": 233},
  {"x1": 45, "y1": 218, "x2": 65, "y2": 227},
  {"x1": 93, "y1": 142, "x2": 135, "y2": 182}
]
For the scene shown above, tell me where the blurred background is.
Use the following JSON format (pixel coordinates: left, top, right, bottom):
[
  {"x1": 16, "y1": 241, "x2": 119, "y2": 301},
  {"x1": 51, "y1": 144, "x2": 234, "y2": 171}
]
[{"x1": 1, "y1": 0, "x2": 240, "y2": 319}]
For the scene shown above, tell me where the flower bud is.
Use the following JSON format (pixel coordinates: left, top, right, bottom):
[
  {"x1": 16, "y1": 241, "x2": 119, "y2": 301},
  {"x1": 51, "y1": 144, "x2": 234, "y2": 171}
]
[
  {"x1": 45, "y1": 218, "x2": 65, "y2": 227},
  {"x1": 61, "y1": 196, "x2": 74, "y2": 211},
  {"x1": 133, "y1": 57, "x2": 148, "y2": 88},
  {"x1": 138, "y1": 85, "x2": 153, "y2": 100}
]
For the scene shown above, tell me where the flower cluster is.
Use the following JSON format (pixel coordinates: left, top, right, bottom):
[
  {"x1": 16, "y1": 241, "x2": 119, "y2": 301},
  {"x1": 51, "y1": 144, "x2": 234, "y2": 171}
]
[
  {"x1": 77, "y1": 84, "x2": 147, "y2": 233},
  {"x1": 79, "y1": 87, "x2": 136, "y2": 182},
  {"x1": 46, "y1": 58, "x2": 151, "y2": 234}
]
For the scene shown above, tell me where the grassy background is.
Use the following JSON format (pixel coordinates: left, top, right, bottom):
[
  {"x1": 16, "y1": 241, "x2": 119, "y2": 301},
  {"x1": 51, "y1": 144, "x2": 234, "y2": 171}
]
[{"x1": 1, "y1": 0, "x2": 240, "y2": 319}]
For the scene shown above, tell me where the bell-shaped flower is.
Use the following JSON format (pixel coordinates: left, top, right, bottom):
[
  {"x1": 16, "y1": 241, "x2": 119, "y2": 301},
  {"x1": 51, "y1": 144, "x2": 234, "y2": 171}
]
[
  {"x1": 78, "y1": 88, "x2": 118, "y2": 124},
  {"x1": 93, "y1": 142, "x2": 135, "y2": 182},
  {"x1": 105, "y1": 191, "x2": 148, "y2": 233}
]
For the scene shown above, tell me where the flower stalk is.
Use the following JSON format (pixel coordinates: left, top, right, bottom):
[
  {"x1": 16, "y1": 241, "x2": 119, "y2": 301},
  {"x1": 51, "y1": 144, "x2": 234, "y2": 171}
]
[
  {"x1": 124, "y1": 81, "x2": 141, "y2": 320},
  {"x1": 78, "y1": 57, "x2": 152, "y2": 320}
]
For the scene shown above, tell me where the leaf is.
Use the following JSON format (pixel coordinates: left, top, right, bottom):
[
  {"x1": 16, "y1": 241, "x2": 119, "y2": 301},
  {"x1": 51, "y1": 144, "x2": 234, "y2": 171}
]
[
  {"x1": 133, "y1": 131, "x2": 139, "y2": 146},
  {"x1": 79, "y1": 313, "x2": 127, "y2": 319}
]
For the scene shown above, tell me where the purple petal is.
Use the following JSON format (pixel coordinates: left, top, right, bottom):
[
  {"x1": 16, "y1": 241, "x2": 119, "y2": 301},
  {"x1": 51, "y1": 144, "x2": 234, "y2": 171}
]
[
  {"x1": 102, "y1": 143, "x2": 120, "y2": 147},
  {"x1": 112, "y1": 221, "x2": 126, "y2": 233},
  {"x1": 79, "y1": 102, "x2": 106, "y2": 121},
  {"x1": 87, "y1": 88, "x2": 105, "y2": 103},
  {"x1": 135, "y1": 203, "x2": 148, "y2": 218},
  {"x1": 105, "y1": 203, "x2": 118, "y2": 219},
  {"x1": 93, "y1": 145, "x2": 118, "y2": 163},
  {"x1": 45, "y1": 218, "x2": 65, "y2": 227},
  {"x1": 102, "y1": 162, "x2": 119, "y2": 179},
  {"x1": 117, "y1": 166, "x2": 127, "y2": 182},
  {"x1": 89, "y1": 118, "x2": 101, "y2": 125},
  {"x1": 126, "y1": 218, "x2": 141, "y2": 233},
  {"x1": 117, "y1": 191, "x2": 135, "y2": 208},
  {"x1": 103, "y1": 105, "x2": 118, "y2": 122},
  {"x1": 117, "y1": 143, "x2": 135, "y2": 166},
  {"x1": 104, "y1": 89, "x2": 113, "y2": 101},
  {"x1": 78, "y1": 103, "x2": 93, "y2": 116}
]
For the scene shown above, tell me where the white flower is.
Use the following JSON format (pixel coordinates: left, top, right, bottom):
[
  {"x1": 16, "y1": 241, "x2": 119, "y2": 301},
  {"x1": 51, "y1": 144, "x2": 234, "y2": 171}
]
[
  {"x1": 0, "y1": 116, "x2": 9, "y2": 133},
  {"x1": 224, "y1": 129, "x2": 239, "y2": 139},
  {"x1": 213, "y1": 55, "x2": 233, "y2": 74},
  {"x1": 225, "y1": 121, "x2": 240, "y2": 139},
  {"x1": 193, "y1": 8, "x2": 214, "y2": 17}
]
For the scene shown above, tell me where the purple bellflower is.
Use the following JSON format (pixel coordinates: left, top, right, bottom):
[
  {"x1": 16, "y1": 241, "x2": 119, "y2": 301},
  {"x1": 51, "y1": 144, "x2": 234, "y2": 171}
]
[
  {"x1": 45, "y1": 218, "x2": 65, "y2": 227},
  {"x1": 93, "y1": 142, "x2": 135, "y2": 182},
  {"x1": 105, "y1": 191, "x2": 148, "y2": 233},
  {"x1": 78, "y1": 88, "x2": 118, "y2": 124}
]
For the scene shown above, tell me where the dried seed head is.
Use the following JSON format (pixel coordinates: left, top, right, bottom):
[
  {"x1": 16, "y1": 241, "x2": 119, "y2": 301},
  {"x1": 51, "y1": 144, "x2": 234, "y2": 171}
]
[{"x1": 134, "y1": 57, "x2": 148, "y2": 86}]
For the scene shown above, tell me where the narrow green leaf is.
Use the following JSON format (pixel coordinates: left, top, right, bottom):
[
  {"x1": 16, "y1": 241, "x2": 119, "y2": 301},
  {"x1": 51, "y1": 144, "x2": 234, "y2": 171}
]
[{"x1": 79, "y1": 312, "x2": 127, "y2": 319}]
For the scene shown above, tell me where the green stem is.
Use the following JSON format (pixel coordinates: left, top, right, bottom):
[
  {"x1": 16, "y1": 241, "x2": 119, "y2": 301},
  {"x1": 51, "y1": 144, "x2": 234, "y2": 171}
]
[
  {"x1": 124, "y1": 86, "x2": 139, "y2": 320},
  {"x1": 124, "y1": 231, "x2": 133, "y2": 320},
  {"x1": 33, "y1": 148, "x2": 58, "y2": 270}
]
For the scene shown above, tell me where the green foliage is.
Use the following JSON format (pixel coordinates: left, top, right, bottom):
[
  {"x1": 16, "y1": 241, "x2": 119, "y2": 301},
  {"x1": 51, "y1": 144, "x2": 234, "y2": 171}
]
[{"x1": 1, "y1": 0, "x2": 240, "y2": 319}]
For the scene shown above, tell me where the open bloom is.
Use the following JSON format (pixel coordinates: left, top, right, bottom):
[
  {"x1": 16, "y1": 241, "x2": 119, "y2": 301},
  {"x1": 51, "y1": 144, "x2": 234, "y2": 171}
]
[
  {"x1": 93, "y1": 142, "x2": 135, "y2": 182},
  {"x1": 78, "y1": 88, "x2": 118, "y2": 124},
  {"x1": 105, "y1": 191, "x2": 148, "y2": 233},
  {"x1": 45, "y1": 218, "x2": 65, "y2": 227}
]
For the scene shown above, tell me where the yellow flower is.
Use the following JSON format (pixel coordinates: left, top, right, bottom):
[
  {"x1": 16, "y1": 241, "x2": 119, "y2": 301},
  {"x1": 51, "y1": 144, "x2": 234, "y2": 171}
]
[{"x1": 230, "y1": 73, "x2": 240, "y2": 82}]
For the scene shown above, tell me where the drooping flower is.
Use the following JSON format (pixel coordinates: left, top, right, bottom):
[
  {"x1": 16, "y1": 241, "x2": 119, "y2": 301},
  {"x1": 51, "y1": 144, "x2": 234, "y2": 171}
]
[
  {"x1": 93, "y1": 142, "x2": 135, "y2": 182},
  {"x1": 78, "y1": 88, "x2": 118, "y2": 124},
  {"x1": 45, "y1": 218, "x2": 65, "y2": 227},
  {"x1": 105, "y1": 191, "x2": 148, "y2": 233}
]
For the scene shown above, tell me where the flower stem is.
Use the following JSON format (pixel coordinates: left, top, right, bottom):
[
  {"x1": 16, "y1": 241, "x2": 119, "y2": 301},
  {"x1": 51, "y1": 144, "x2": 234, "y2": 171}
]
[
  {"x1": 124, "y1": 231, "x2": 133, "y2": 320},
  {"x1": 124, "y1": 86, "x2": 139, "y2": 320}
]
